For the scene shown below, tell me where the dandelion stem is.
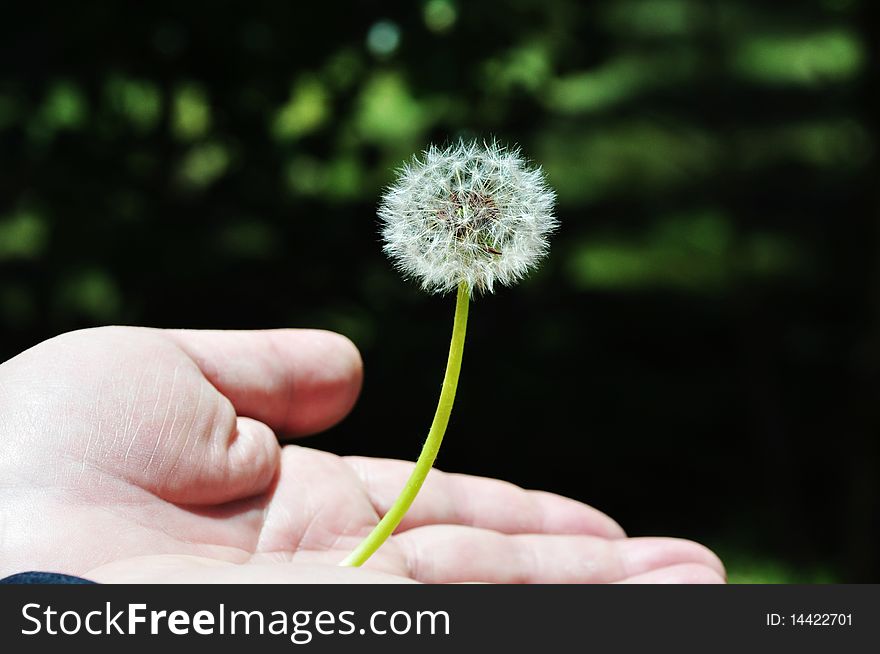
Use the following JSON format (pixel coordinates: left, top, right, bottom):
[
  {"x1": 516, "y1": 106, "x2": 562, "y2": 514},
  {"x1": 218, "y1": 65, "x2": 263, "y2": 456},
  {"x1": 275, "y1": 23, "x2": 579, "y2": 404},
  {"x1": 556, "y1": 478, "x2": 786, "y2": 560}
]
[{"x1": 340, "y1": 282, "x2": 470, "y2": 567}]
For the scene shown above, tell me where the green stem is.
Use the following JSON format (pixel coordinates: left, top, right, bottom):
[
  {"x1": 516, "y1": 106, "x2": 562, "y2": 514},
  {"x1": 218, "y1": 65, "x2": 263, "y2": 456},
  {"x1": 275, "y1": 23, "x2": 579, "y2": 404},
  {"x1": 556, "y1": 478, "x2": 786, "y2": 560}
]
[{"x1": 340, "y1": 281, "x2": 470, "y2": 567}]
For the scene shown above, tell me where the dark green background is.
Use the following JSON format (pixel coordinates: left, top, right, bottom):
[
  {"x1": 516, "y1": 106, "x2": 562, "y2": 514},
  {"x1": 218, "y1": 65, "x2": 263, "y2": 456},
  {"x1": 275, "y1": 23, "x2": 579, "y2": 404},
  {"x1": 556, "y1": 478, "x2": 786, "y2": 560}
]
[{"x1": 1, "y1": 0, "x2": 877, "y2": 582}]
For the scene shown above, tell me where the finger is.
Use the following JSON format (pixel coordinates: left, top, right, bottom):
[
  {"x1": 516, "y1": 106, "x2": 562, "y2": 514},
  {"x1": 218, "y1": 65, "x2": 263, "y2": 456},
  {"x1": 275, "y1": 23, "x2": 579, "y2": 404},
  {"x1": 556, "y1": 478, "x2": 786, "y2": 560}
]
[
  {"x1": 249, "y1": 446, "x2": 382, "y2": 554},
  {"x1": 155, "y1": 414, "x2": 281, "y2": 506},
  {"x1": 615, "y1": 563, "x2": 726, "y2": 584},
  {"x1": 393, "y1": 527, "x2": 722, "y2": 584},
  {"x1": 210, "y1": 416, "x2": 281, "y2": 503},
  {"x1": 614, "y1": 537, "x2": 725, "y2": 581},
  {"x1": 166, "y1": 329, "x2": 363, "y2": 436},
  {"x1": 345, "y1": 456, "x2": 625, "y2": 539}
]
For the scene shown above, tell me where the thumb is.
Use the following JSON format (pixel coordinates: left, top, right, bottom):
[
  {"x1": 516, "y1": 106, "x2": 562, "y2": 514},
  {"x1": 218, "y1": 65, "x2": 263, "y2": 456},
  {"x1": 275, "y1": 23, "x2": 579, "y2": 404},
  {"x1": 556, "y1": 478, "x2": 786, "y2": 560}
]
[
  {"x1": 166, "y1": 328, "x2": 363, "y2": 437},
  {"x1": 151, "y1": 328, "x2": 363, "y2": 504}
]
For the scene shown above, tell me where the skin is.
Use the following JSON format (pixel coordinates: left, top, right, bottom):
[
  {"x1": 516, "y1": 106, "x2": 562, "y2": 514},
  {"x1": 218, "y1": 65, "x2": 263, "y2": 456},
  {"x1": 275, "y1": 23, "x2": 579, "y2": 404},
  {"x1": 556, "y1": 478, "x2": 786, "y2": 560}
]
[{"x1": 0, "y1": 327, "x2": 725, "y2": 584}]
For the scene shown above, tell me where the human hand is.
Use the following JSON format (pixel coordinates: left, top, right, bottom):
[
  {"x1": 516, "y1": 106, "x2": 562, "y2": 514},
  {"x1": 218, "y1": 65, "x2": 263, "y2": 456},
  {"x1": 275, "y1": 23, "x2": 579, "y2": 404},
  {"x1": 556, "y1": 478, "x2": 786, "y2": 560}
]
[{"x1": 0, "y1": 327, "x2": 724, "y2": 583}]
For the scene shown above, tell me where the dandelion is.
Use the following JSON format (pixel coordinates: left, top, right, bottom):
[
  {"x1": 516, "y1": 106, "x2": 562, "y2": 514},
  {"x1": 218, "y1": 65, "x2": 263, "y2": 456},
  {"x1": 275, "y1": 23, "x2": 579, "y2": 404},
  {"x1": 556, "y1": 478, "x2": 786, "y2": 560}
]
[
  {"x1": 340, "y1": 139, "x2": 557, "y2": 567},
  {"x1": 380, "y1": 139, "x2": 557, "y2": 294}
]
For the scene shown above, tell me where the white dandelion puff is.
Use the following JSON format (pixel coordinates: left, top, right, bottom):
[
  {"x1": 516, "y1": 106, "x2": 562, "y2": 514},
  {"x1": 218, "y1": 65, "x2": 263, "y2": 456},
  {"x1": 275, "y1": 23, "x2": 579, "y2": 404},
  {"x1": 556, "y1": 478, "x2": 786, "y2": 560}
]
[{"x1": 379, "y1": 139, "x2": 557, "y2": 294}]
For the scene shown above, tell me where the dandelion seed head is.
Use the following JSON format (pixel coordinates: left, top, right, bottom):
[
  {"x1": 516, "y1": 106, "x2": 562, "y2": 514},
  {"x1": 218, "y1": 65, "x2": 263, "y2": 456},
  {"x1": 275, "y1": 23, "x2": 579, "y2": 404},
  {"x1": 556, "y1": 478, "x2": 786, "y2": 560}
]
[{"x1": 379, "y1": 139, "x2": 558, "y2": 294}]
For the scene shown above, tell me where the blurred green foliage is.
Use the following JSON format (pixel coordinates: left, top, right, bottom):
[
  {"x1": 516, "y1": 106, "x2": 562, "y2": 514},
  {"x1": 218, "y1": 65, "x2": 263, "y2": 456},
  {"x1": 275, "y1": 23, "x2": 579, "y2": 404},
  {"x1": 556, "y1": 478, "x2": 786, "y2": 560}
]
[
  {"x1": 732, "y1": 29, "x2": 864, "y2": 85},
  {"x1": 722, "y1": 550, "x2": 836, "y2": 584},
  {"x1": 567, "y1": 210, "x2": 801, "y2": 291},
  {"x1": 1, "y1": 0, "x2": 877, "y2": 582}
]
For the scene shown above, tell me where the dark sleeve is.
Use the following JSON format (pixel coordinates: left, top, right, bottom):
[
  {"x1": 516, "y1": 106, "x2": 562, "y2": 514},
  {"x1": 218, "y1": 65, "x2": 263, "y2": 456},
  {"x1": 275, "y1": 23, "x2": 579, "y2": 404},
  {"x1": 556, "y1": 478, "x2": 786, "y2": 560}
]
[{"x1": 0, "y1": 571, "x2": 97, "y2": 584}]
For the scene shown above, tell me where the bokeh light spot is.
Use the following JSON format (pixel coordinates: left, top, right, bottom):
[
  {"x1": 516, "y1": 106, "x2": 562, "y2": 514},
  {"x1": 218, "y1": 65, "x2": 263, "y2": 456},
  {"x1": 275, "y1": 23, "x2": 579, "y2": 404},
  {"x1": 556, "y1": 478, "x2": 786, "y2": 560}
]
[
  {"x1": 177, "y1": 142, "x2": 231, "y2": 188},
  {"x1": 356, "y1": 73, "x2": 428, "y2": 144},
  {"x1": 55, "y1": 269, "x2": 122, "y2": 322},
  {"x1": 366, "y1": 20, "x2": 401, "y2": 57},
  {"x1": 424, "y1": 0, "x2": 457, "y2": 33},
  {"x1": 172, "y1": 84, "x2": 212, "y2": 141},
  {"x1": 106, "y1": 76, "x2": 162, "y2": 132},
  {"x1": 273, "y1": 78, "x2": 329, "y2": 141},
  {"x1": 40, "y1": 81, "x2": 88, "y2": 130},
  {"x1": 0, "y1": 210, "x2": 48, "y2": 261}
]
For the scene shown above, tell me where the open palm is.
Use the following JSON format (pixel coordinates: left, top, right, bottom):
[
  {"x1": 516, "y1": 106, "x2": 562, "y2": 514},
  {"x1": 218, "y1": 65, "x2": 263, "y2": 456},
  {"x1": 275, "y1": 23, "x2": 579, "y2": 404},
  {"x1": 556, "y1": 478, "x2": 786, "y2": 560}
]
[{"x1": 0, "y1": 327, "x2": 723, "y2": 583}]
